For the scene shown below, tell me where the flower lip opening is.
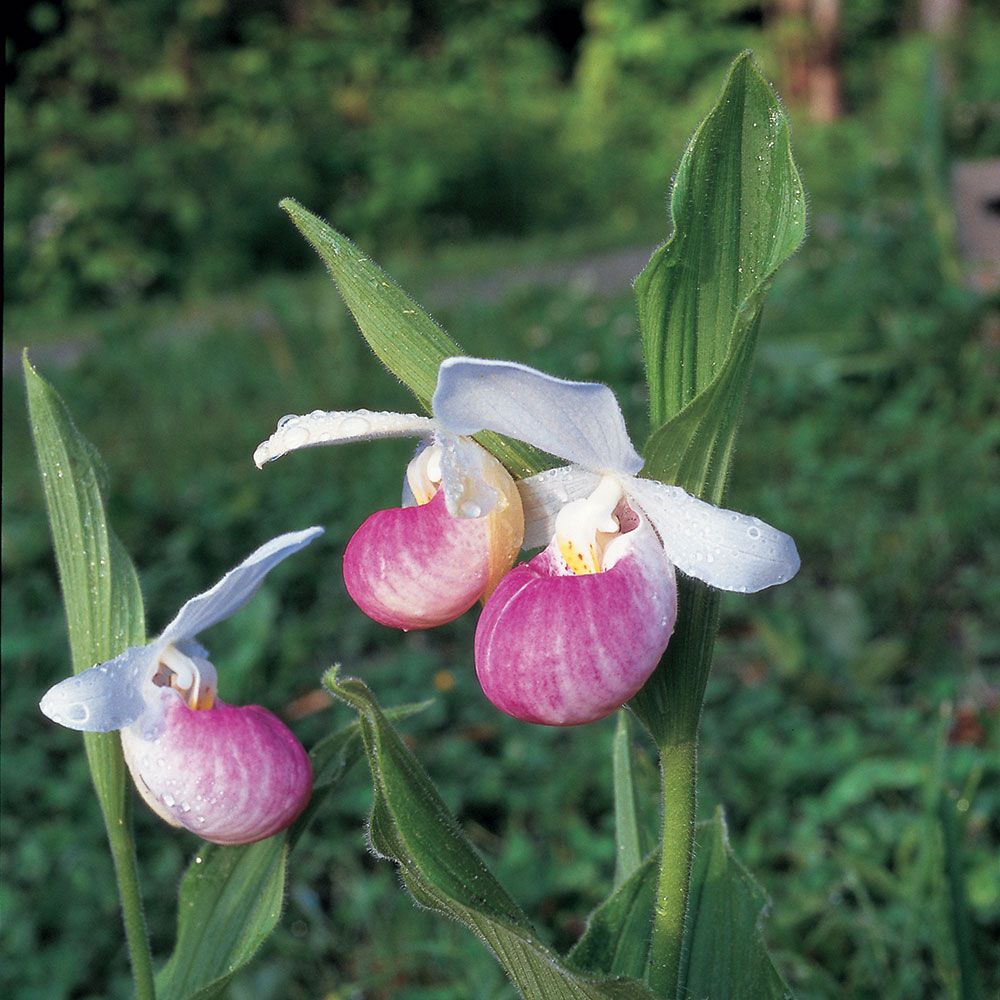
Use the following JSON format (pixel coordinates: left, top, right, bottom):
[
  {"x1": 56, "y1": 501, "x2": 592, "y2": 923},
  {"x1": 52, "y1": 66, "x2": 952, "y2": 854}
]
[
  {"x1": 153, "y1": 645, "x2": 217, "y2": 711},
  {"x1": 405, "y1": 444, "x2": 443, "y2": 506},
  {"x1": 554, "y1": 475, "x2": 627, "y2": 575}
]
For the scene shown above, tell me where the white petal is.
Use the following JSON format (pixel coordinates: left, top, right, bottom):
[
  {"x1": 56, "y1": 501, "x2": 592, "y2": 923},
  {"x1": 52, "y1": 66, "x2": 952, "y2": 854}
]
[
  {"x1": 436, "y1": 433, "x2": 500, "y2": 518},
  {"x1": 254, "y1": 410, "x2": 437, "y2": 468},
  {"x1": 517, "y1": 465, "x2": 601, "y2": 549},
  {"x1": 625, "y1": 478, "x2": 800, "y2": 593},
  {"x1": 39, "y1": 645, "x2": 154, "y2": 731},
  {"x1": 160, "y1": 527, "x2": 324, "y2": 644},
  {"x1": 432, "y1": 357, "x2": 643, "y2": 475}
]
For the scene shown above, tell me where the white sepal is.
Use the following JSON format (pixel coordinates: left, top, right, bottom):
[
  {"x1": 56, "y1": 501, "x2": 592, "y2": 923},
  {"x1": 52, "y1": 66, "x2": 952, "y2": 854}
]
[
  {"x1": 624, "y1": 477, "x2": 800, "y2": 593},
  {"x1": 254, "y1": 410, "x2": 436, "y2": 468},
  {"x1": 39, "y1": 644, "x2": 155, "y2": 732},
  {"x1": 433, "y1": 357, "x2": 643, "y2": 475},
  {"x1": 516, "y1": 465, "x2": 601, "y2": 550},
  {"x1": 160, "y1": 527, "x2": 323, "y2": 645}
]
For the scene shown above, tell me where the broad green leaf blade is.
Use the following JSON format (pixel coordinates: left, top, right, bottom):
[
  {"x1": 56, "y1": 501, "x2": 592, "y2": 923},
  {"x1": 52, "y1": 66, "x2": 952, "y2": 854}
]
[
  {"x1": 288, "y1": 696, "x2": 433, "y2": 849},
  {"x1": 325, "y1": 671, "x2": 657, "y2": 1000},
  {"x1": 25, "y1": 355, "x2": 154, "y2": 997},
  {"x1": 569, "y1": 855, "x2": 657, "y2": 980},
  {"x1": 280, "y1": 198, "x2": 543, "y2": 478},
  {"x1": 636, "y1": 51, "x2": 805, "y2": 498},
  {"x1": 630, "y1": 53, "x2": 804, "y2": 745},
  {"x1": 680, "y1": 808, "x2": 791, "y2": 999},
  {"x1": 24, "y1": 354, "x2": 146, "y2": 817},
  {"x1": 159, "y1": 703, "x2": 428, "y2": 999},
  {"x1": 612, "y1": 711, "x2": 645, "y2": 888},
  {"x1": 156, "y1": 838, "x2": 287, "y2": 1000}
]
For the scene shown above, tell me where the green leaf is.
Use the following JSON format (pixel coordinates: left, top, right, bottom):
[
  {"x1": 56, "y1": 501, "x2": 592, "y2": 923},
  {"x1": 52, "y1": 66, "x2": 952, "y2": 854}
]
[
  {"x1": 680, "y1": 808, "x2": 791, "y2": 999},
  {"x1": 571, "y1": 809, "x2": 790, "y2": 996},
  {"x1": 325, "y1": 670, "x2": 657, "y2": 1000},
  {"x1": 569, "y1": 855, "x2": 657, "y2": 981},
  {"x1": 25, "y1": 355, "x2": 155, "y2": 998},
  {"x1": 636, "y1": 51, "x2": 805, "y2": 497},
  {"x1": 24, "y1": 354, "x2": 146, "y2": 820},
  {"x1": 612, "y1": 711, "x2": 646, "y2": 888},
  {"x1": 157, "y1": 837, "x2": 288, "y2": 1000},
  {"x1": 160, "y1": 698, "x2": 431, "y2": 997},
  {"x1": 280, "y1": 198, "x2": 544, "y2": 479},
  {"x1": 630, "y1": 53, "x2": 804, "y2": 746},
  {"x1": 288, "y1": 696, "x2": 433, "y2": 849}
]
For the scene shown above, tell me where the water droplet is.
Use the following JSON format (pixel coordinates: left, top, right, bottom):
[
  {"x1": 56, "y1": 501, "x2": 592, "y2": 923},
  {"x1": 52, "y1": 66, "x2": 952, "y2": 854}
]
[
  {"x1": 277, "y1": 413, "x2": 298, "y2": 429},
  {"x1": 67, "y1": 703, "x2": 90, "y2": 724},
  {"x1": 163, "y1": 793, "x2": 176, "y2": 808},
  {"x1": 339, "y1": 414, "x2": 371, "y2": 436},
  {"x1": 747, "y1": 526, "x2": 761, "y2": 540}
]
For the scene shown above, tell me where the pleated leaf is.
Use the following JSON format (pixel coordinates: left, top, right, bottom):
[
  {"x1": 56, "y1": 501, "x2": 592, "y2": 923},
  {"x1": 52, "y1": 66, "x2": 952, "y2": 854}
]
[
  {"x1": 24, "y1": 355, "x2": 145, "y2": 824},
  {"x1": 157, "y1": 838, "x2": 288, "y2": 1000},
  {"x1": 325, "y1": 671, "x2": 657, "y2": 1000},
  {"x1": 680, "y1": 808, "x2": 791, "y2": 999},
  {"x1": 636, "y1": 51, "x2": 805, "y2": 497},
  {"x1": 569, "y1": 855, "x2": 658, "y2": 981},
  {"x1": 630, "y1": 53, "x2": 805, "y2": 745},
  {"x1": 280, "y1": 198, "x2": 543, "y2": 479}
]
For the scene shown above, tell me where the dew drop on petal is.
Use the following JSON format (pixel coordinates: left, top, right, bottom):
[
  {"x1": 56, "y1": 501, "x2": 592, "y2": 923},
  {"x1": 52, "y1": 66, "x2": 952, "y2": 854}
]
[
  {"x1": 339, "y1": 414, "x2": 372, "y2": 436},
  {"x1": 66, "y1": 703, "x2": 90, "y2": 724}
]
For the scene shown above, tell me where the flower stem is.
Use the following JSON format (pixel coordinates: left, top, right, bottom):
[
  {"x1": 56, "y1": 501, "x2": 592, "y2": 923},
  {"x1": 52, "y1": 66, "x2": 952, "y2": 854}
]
[
  {"x1": 103, "y1": 795, "x2": 157, "y2": 1000},
  {"x1": 647, "y1": 740, "x2": 697, "y2": 998}
]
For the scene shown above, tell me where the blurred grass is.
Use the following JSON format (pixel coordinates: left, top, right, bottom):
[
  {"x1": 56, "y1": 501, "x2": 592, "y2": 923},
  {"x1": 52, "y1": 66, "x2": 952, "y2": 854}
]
[{"x1": 2, "y1": 195, "x2": 998, "y2": 997}]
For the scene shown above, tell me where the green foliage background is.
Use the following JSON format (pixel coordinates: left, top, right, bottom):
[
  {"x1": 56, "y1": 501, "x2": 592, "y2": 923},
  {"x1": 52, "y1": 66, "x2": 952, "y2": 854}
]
[{"x1": 3, "y1": 2, "x2": 999, "y2": 998}]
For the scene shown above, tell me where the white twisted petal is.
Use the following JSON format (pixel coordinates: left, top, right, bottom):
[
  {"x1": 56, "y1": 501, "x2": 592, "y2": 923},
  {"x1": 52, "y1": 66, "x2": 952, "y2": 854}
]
[
  {"x1": 39, "y1": 645, "x2": 154, "y2": 732},
  {"x1": 254, "y1": 410, "x2": 436, "y2": 468},
  {"x1": 161, "y1": 527, "x2": 324, "y2": 644},
  {"x1": 624, "y1": 477, "x2": 800, "y2": 593}
]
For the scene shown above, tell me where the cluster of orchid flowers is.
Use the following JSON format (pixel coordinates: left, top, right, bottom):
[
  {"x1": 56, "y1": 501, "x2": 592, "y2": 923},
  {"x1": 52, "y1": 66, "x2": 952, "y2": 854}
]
[{"x1": 41, "y1": 357, "x2": 799, "y2": 846}]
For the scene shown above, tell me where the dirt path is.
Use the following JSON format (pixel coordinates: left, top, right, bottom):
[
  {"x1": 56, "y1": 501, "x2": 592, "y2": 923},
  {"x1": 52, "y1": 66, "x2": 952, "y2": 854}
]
[{"x1": 4, "y1": 244, "x2": 655, "y2": 377}]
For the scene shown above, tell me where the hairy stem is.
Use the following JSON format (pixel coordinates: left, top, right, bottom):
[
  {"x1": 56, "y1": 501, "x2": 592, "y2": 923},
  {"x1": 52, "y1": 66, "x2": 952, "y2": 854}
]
[{"x1": 647, "y1": 741, "x2": 697, "y2": 997}]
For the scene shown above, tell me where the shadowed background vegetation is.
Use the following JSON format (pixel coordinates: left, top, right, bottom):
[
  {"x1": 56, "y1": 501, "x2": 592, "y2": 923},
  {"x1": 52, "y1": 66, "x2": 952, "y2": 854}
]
[{"x1": 3, "y1": 1, "x2": 998, "y2": 998}]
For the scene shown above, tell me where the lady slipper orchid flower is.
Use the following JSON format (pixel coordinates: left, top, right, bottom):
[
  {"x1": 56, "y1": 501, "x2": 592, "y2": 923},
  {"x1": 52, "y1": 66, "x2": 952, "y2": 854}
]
[
  {"x1": 39, "y1": 528, "x2": 322, "y2": 845},
  {"x1": 253, "y1": 396, "x2": 524, "y2": 631},
  {"x1": 431, "y1": 358, "x2": 800, "y2": 726}
]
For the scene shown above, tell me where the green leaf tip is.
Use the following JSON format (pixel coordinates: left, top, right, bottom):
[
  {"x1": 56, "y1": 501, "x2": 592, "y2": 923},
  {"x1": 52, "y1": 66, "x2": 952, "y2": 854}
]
[
  {"x1": 630, "y1": 49, "x2": 805, "y2": 743},
  {"x1": 280, "y1": 198, "x2": 544, "y2": 478},
  {"x1": 637, "y1": 47, "x2": 806, "y2": 499}
]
